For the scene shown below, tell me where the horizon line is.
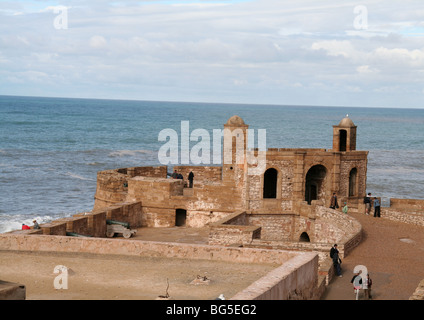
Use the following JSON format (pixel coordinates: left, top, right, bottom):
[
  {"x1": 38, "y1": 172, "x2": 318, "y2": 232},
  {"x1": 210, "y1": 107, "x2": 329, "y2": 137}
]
[{"x1": 0, "y1": 94, "x2": 423, "y2": 110}]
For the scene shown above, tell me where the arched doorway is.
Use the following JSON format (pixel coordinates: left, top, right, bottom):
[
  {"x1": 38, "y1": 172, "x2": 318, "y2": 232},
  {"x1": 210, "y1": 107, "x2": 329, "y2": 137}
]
[
  {"x1": 175, "y1": 209, "x2": 187, "y2": 227},
  {"x1": 339, "y1": 130, "x2": 347, "y2": 152},
  {"x1": 263, "y1": 168, "x2": 278, "y2": 199},
  {"x1": 305, "y1": 165, "x2": 327, "y2": 205},
  {"x1": 299, "y1": 232, "x2": 310, "y2": 242},
  {"x1": 349, "y1": 168, "x2": 358, "y2": 196}
]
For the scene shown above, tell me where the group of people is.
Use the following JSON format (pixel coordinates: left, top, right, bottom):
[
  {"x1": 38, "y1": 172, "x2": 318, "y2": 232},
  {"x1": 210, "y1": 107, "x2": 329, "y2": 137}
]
[
  {"x1": 330, "y1": 193, "x2": 349, "y2": 214},
  {"x1": 364, "y1": 192, "x2": 381, "y2": 217},
  {"x1": 351, "y1": 270, "x2": 373, "y2": 300},
  {"x1": 21, "y1": 220, "x2": 40, "y2": 230},
  {"x1": 329, "y1": 192, "x2": 381, "y2": 217},
  {"x1": 170, "y1": 170, "x2": 194, "y2": 188},
  {"x1": 330, "y1": 244, "x2": 373, "y2": 300}
]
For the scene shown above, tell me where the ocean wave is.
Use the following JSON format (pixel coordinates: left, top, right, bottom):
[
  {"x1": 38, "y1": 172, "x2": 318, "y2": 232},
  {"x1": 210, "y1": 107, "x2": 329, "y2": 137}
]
[
  {"x1": 65, "y1": 172, "x2": 95, "y2": 181},
  {"x1": 0, "y1": 214, "x2": 55, "y2": 234},
  {"x1": 108, "y1": 150, "x2": 156, "y2": 157},
  {"x1": 87, "y1": 162, "x2": 104, "y2": 166}
]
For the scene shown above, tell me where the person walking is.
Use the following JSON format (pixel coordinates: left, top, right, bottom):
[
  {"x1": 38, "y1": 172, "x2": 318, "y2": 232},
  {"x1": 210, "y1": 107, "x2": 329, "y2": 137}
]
[
  {"x1": 351, "y1": 271, "x2": 363, "y2": 300},
  {"x1": 330, "y1": 244, "x2": 342, "y2": 277},
  {"x1": 373, "y1": 197, "x2": 381, "y2": 218},
  {"x1": 330, "y1": 192, "x2": 339, "y2": 210}
]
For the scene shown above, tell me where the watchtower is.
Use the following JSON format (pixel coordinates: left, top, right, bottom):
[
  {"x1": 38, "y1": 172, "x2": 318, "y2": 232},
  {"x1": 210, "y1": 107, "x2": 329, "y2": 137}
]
[{"x1": 332, "y1": 115, "x2": 357, "y2": 152}]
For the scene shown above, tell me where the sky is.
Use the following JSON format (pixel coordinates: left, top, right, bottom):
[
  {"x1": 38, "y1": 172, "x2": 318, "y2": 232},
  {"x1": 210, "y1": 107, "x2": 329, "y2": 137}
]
[{"x1": 1, "y1": 0, "x2": 424, "y2": 108}]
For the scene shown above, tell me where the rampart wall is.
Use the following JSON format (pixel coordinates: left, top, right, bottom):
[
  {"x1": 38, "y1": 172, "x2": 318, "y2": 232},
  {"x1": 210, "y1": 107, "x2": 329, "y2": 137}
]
[
  {"x1": 381, "y1": 198, "x2": 424, "y2": 227},
  {"x1": 0, "y1": 234, "x2": 320, "y2": 300}
]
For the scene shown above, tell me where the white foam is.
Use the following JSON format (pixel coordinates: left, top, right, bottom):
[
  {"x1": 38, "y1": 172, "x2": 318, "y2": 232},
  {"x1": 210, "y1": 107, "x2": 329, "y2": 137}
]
[
  {"x1": 0, "y1": 215, "x2": 55, "y2": 234},
  {"x1": 65, "y1": 172, "x2": 94, "y2": 181},
  {"x1": 108, "y1": 150, "x2": 155, "y2": 157}
]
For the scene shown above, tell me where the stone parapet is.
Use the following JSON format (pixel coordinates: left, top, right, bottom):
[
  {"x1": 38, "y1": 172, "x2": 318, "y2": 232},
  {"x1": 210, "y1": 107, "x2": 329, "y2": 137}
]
[{"x1": 230, "y1": 252, "x2": 319, "y2": 300}]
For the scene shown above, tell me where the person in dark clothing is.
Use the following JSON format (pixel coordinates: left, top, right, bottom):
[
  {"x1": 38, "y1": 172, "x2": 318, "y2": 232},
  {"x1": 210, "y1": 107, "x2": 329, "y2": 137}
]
[
  {"x1": 373, "y1": 197, "x2": 381, "y2": 217},
  {"x1": 330, "y1": 244, "x2": 342, "y2": 277},
  {"x1": 330, "y1": 192, "x2": 339, "y2": 209},
  {"x1": 330, "y1": 244, "x2": 338, "y2": 259},
  {"x1": 188, "y1": 171, "x2": 194, "y2": 188},
  {"x1": 171, "y1": 170, "x2": 178, "y2": 179},
  {"x1": 364, "y1": 192, "x2": 371, "y2": 215}
]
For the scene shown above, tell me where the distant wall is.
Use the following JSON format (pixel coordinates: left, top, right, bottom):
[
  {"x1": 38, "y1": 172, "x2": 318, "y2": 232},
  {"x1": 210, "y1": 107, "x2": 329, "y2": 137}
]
[
  {"x1": 94, "y1": 166, "x2": 167, "y2": 210},
  {"x1": 209, "y1": 205, "x2": 362, "y2": 259},
  {"x1": 381, "y1": 198, "x2": 424, "y2": 227},
  {"x1": 0, "y1": 234, "x2": 298, "y2": 265}
]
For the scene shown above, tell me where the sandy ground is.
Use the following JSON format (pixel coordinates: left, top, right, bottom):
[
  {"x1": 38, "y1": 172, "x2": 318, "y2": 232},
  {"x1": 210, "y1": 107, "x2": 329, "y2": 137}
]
[{"x1": 322, "y1": 211, "x2": 424, "y2": 300}]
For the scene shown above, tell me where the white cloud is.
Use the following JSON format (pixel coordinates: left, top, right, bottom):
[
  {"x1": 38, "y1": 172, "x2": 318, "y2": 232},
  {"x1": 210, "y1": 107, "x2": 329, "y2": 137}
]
[
  {"x1": 0, "y1": 0, "x2": 424, "y2": 108},
  {"x1": 356, "y1": 65, "x2": 378, "y2": 74},
  {"x1": 90, "y1": 35, "x2": 107, "y2": 49},
  {"x1": 311, "y1": 40, "x2": 355, "y2": 58}
]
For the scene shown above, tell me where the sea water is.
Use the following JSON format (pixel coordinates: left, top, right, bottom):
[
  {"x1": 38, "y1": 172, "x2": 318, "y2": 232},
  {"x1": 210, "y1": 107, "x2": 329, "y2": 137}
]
[{"x1": 1, "y1": 95, "x2": 423, "y2": 233}]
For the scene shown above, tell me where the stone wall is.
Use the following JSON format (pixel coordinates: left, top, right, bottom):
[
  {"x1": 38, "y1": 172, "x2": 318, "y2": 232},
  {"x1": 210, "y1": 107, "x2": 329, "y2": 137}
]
[
  {"x1": 389, "y1": 198, "x2": 424, "y2": 211},
  {"x1": 173, "y1": 165, "x2": 222, "y2": 184},
  {"x1": 381, "y1": 198, "x2": 424, "y2": 227},
  {"x1": 230, "y1": 252, "x2": 319, "y2": 300},
  {"x1": 0, "y1": 234, "x2": 321, "y2": 300},
  {"x1": 0, "y1": 234, "x2": 298, "y2": 264},
  {"x1": 208, "y1": 205, "x2": 362, "y2": 261}
]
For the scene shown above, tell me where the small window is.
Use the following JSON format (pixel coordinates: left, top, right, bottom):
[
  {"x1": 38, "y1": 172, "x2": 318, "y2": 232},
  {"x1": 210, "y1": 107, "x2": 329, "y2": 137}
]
[
  {"x1": 349, "y1": 168, "x2": 358, "y2": 196},
  {"x1": 339, "y1": 130, "x2": 347, "y2": 152},
  {"x1": 263, "y1": 168, "x2": 278, "y2": 199},
  {"x1": 299, "y1": 232, "x2": 310, "y2": 242},
  {"x1": 175, "y1": 209, "x2": 187, "y2": 227}
]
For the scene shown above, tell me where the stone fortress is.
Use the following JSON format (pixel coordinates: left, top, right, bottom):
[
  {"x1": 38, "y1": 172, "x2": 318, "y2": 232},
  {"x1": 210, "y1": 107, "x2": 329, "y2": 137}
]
[{"x1": 1, "y1": 115, "x2": 424, "y2": 300}]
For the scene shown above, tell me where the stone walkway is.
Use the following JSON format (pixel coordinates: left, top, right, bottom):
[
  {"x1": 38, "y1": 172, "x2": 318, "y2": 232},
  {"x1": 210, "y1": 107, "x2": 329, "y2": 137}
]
[{"x1": 321, "y1": 210, "x2": 424, "y2": 300}]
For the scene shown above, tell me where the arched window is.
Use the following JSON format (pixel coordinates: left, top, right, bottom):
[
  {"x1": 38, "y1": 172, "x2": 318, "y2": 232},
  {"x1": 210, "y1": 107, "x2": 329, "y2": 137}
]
[
  {"x1": 299, "y1": 232, "x2": 310, "y2": 242},
  {"x1": 305, "y1": 165, "x2": 327, "y2": 205},
  {"x1": 349, "y1": 168, "x2": 358, "y2": 197},
  {"x1": 263, "y1": 168, "x2": 278, "y2": 199},
  {"x1": 339, "y1": 130, "x2": 347, "y2": 152}
]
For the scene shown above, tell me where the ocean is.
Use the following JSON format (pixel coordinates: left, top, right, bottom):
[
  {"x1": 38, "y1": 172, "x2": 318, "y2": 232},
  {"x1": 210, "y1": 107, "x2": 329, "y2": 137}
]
[{"x1": 1, "y1": 95, "x2": 423, "y2": 233}]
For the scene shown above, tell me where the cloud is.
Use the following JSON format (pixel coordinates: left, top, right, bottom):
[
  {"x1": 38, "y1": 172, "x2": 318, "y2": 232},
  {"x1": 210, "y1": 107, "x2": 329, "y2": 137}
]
[{"x1": 0, "y1": 0, "x2": 424, "y2": 108}]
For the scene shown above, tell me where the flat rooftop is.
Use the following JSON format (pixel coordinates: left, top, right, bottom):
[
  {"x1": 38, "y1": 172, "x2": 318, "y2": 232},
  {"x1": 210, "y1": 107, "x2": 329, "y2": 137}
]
[{"x1": 0, "y1": 227, "x2": 286, "y2": 300}]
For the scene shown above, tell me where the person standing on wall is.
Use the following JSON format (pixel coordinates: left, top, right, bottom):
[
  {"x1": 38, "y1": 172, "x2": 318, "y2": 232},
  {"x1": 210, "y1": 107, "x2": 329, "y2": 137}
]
[
  {"x1": 373, "y1": 197, "x2": 381, "y2": 218},
  {"x1": 330, "y1": 192, "x2": 339, "y2": 210}
]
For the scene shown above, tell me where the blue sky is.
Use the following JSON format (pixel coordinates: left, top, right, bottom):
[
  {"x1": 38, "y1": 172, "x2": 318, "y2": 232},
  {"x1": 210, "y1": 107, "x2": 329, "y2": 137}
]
[{"x1": 1, "y1": 0, "x2": 424, "y2": 108}]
